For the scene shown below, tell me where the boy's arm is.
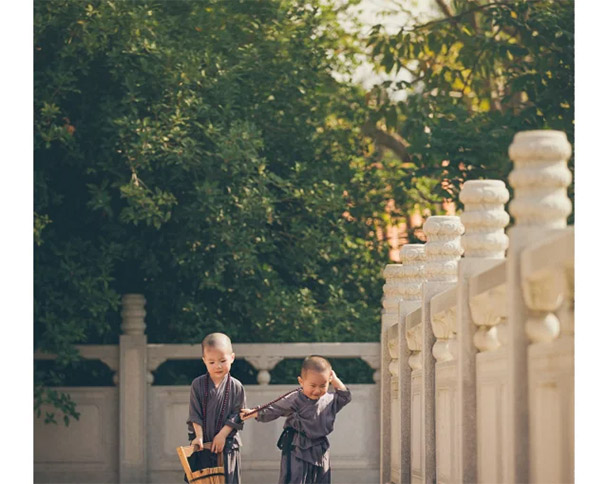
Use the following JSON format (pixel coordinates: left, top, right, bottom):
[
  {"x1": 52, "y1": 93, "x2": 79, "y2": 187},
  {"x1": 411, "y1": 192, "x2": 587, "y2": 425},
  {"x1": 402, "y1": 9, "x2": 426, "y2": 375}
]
[
  {"x1": 187, "y1": 379, "x2": 205, "y2": 445},
  {"x1": 247, "y1": 392, "x2": 297, "y2": 423},
  {"x1": 210, "y1": 424, "x2": 233, "y2": 453},
  {"x1": 330, "y1": 370, "x2": 347, "y2": 391},
  {"x1": 191, "y1": 422, "x2": 204, "y2": 449},
  {"x1": 330, "y1": 370, "x2": 352, "y2": 413},
  {"x1": 224, "y1": 382, "x2": 246, "y2": 431},
  {"x1": 212, "y1": 381, "x2": 246, "y2": 453}
]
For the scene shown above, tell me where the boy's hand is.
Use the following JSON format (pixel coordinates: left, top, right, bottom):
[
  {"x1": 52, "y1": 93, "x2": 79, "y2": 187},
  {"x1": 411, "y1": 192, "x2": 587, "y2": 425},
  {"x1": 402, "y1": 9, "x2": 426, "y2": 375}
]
[
  {"x1": 191, "y1": 436, "x2": 204, "y2": 451},
  {"x1": 239, "y1": 408, "x2": 258, "y2": 421},
  {"x1": 211, "y1": 433, "x2": 226, "y2": 453},
  {"x1": 330, "y1": 370, "x2": 347, "y2": 390}
]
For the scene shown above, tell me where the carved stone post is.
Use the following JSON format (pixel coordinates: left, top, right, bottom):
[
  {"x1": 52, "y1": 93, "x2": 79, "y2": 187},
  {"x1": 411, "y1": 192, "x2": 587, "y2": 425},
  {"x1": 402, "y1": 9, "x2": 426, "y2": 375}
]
[
  {"x1": 505, "y1": 130, "x2": 572, "y2": 484},
  {"x1": 399, "y1": 244, "x2": 424, "y2": 484},
  {"x1": 422, "y1": 216, "x2": 463, "y2": 483},
  {"x1": 119, "y1": 294, "x2": 148, "y2": 483},
  {"x1": 457, "y1": 180, "x2": 509, "y2": 483},
  {"x1": 381, "y1": 262, "x2": 404, "y2": 484}
]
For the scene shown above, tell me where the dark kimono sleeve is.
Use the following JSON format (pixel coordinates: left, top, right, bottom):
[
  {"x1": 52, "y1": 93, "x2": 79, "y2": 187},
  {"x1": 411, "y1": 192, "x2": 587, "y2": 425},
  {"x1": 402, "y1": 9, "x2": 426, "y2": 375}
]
[
  {"x1": 187, "y1": 378, "x2": 204, "y2": 437},
  {"x1": 225, "y1": 382, "x2": 247, "y2": 431},
  {"x1": 332, "y1": 388, "x2": 352, "y2": 414},
  {"x1": 256, "y1": 392, "x2": 297, "y2": 422}
]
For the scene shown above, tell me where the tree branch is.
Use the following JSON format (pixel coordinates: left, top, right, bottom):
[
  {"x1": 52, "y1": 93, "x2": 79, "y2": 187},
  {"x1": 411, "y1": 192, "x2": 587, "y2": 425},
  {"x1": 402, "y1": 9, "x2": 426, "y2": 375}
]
[
  {"x1": 435, "y1": 0, "x2": 454, "y2": 18},
  {"x1": 362, "y1": 122, "x2": 412, "y2": 163},
  {"x1": 413, "y1": 0, "x2": 543, "y2": 32}
]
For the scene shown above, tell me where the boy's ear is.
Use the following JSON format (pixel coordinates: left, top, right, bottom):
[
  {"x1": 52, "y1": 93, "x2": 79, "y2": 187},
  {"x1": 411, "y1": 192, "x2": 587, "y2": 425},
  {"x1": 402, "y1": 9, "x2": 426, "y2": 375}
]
[
  {"x1": 297, "y1": 376, "x2": 303, "y2": 386},
  {"x1": 230, "y1": 352, "x2": 235, "y2": 362}
]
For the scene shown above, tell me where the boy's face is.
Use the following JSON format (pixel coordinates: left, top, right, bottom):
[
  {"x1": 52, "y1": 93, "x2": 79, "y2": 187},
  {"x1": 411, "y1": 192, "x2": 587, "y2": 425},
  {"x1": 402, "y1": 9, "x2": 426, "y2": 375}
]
[
  {"x1": 202, "y1": 346, "x2": 235, "y2": 382},
  {"x1": 298, "y1": 369, "x2": 331, "y2": 400}
]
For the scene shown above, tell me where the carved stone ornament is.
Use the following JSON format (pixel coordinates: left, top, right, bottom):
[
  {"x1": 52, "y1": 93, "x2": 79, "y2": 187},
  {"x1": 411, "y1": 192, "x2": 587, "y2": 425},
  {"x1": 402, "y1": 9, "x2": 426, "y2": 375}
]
[
  {"x1": 244, "y1": 355, "x2": 284, "y2": 371},
  {"x1": 387, "y1": 336, "x2": 399, "y2": 360},
  {"x1": 459, "y1": 180, "x2": 510, "y2": 259},
  {"x1": 382, "y1": 264, "x2": 405, "y2": 328},
  {"x1": 244, "y1": 356, "x2": 285, "y2": 385},
  {"x1": 423, "y1": 216, "x2": 464, "y2": 282},
  {"x1": 406, "y1": 323, "x2": 423, "y2": 370},
  {"x1": 469, "y1": 285, "x2": 506, "y2": 352},
  {"x1": 508, "y1": 130, "x2": 572, "y2": 228},
  {"x1": 406, "y1": 323, "x2": 422, "y2": 352},
  {"x1": 431, "y1": 307, "x2": 457, "y2": 340},
  {"x1": 408, "y1": 353, "x2": 422, "y2": 371},
  {"x1": 388, "y1": 359, "x2": 399, "y2": 379},
  {"x1": 121, "y1": 294, "x2": 147, "y2": 335},
  {"x1": 556, "y1": 265, "x2": 574, "y2": 336},
  {"x1": 523, "y1": 269, "x2": 566, "y2": 343},
  {"x1": 147, "y1": 355, "x2": 169, "y2": 373},
  {"x1": 431, "y1": 307, "x2": 457, "y2": 362},
  {"x1": 469, "y1": 286, "x2": 506, "y2": 327},
  {"x1": 473, "y1": 326, "x2": 501, "y2": 353},
  {"x1": 361, "y1": 354, "x2": 381, "y2": 370},
  {"x1": 361, "y1": 355, "x2": 381, "y2": 383},
  {"x1": 399, "y1": 244, "x2": 425, "y2": 301},
  {"x1": 432, "y1": 339, "x2": 458, "y2": 363}
]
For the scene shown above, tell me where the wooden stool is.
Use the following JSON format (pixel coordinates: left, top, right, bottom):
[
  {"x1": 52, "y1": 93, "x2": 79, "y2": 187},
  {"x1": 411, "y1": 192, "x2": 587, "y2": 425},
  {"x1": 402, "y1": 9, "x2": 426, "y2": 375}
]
[{"x1": 177, "y1": 443, "x2": 225, "y2": 484}]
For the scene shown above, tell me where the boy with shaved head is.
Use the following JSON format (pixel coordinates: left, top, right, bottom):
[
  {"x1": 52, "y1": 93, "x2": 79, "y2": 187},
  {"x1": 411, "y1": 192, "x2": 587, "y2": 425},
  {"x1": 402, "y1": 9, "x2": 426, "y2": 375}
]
[
  {"x1": 240, "y1": 355, "x2": 351, "y2": 483},
  {"x1": 186, "y1": 333, "x2": 246, "y2": 483}
]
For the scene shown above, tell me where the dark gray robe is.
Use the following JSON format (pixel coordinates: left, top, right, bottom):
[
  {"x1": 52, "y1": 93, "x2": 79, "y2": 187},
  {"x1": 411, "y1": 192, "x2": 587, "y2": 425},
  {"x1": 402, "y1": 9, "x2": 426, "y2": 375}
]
[
  {"x1": 187, "y1": 374, "x2": 246, "y2": 484},
  {"x1": 256, "y1": 388, "x2": 352, "y2": 484}
]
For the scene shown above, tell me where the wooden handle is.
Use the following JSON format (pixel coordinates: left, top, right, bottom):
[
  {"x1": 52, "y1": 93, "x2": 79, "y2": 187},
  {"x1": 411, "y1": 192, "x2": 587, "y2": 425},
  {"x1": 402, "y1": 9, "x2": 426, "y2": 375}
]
[{"x1": 178, "y1": 442, "x2": 214, "y2": 458}]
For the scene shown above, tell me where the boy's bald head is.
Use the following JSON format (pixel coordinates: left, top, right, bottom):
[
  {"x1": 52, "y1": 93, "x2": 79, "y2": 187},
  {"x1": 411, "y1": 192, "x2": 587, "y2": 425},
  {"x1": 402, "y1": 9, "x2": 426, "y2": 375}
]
[
  {"x1": 301, "y1": 355, "x2": 332, "y2": 377},
  {"x1": 201, "y1": 332, "x2": 233, "y2": 354}
]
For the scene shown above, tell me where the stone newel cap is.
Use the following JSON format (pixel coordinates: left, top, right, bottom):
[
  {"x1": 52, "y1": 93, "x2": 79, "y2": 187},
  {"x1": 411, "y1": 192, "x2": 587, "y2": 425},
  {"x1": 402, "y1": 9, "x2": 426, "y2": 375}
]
[
  {"x1": 459, "y1": 180, "x2": 509, "y2": 205},
  {"x1": 399, "y1": 244, "x2": 425, "y2": 263},
  {"x1": 508, "y1": 130, "x2": 572, "y2": 161}
]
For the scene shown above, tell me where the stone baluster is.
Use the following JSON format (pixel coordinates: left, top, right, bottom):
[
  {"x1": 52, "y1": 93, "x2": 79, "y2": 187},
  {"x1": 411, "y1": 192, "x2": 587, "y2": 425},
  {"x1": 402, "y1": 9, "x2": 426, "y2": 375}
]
[
  {"x1": 383, "y1": 263, "x2": 404, "y2": 390},
  {"x1": 456, "y1": 180, "x2": 510, "y2": 482},
  {"x1": 383, "y1": 264, "x2": 403, "y2": 329},
  {"x1": 505, "y1": 130, "x2": 572, "y2": 484},
  {"x1": 402, "y1": 245, "x2": 425, "y2": 373},
  {"x1": 461, "y1": 180, "x2": 510, "y2": 352},
  {"x1": 380, "y1": 262, "x2": 403, "y2": 484},
  {"x1": 387, "y1": 336, "x2": 399, "y2": 399},
  {"x1": 244, "y1": 356, "x2": 284, "y2": 385},
  {"x1": 118, "y1": 294, "x2": 148, "y2": 483},
  {"x1": 421, "y1": 216, "x2": 464, "y2": 483},
  {"x1": 425, "y1": 217, "x2": 463, "y2": 363}
]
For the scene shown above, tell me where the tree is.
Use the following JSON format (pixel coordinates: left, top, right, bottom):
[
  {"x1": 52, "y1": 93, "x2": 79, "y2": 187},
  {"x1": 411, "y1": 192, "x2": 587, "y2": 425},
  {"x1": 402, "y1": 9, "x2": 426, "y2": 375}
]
[
  {"x1": 34, "y1": 0, "x2": 384, "y2": 422},
  {"x1": 365, "y1": 0, "x2": 574, "y2": 217}
]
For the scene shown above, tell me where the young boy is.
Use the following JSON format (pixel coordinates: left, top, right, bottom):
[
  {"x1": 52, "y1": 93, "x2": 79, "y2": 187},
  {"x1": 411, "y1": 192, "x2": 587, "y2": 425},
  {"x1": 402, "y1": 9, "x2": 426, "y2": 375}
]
[
  {"x1": 187, "y1": 332, "x2": 246, "y2": 484},
  {"x1": 240, "y1": 355, "x2": 351, "y2": 484}
]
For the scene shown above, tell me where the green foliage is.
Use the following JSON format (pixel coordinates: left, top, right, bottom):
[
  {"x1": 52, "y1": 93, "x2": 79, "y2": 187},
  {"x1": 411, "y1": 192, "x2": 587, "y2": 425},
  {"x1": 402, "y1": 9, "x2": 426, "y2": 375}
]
[
  {"x1": 366, "y1": 0, "x2": 574, "y2": 212},
  {"x1": 34, "y1": 0, "x2": 386, "y2": 421}
]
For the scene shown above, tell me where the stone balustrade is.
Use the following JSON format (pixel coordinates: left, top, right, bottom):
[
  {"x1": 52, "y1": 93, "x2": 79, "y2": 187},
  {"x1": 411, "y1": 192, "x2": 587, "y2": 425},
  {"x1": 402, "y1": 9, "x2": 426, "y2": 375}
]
[
  {"x1": 34, "y1": 299, "x2": 381, "y2": 484},
  {"x1": 381, "y1": 129, "x2": 574, "y2": 484}
]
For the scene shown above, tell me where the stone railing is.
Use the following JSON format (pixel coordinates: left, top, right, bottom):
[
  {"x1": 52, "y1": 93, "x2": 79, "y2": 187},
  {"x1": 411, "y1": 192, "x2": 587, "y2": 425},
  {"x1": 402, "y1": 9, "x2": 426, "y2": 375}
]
[
  {"x1": 380, "y1": 130, "x2": 574, "y2": 484},
  {"x1": 34, "y1": 298, "x2": 380, "y2": 484}
]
